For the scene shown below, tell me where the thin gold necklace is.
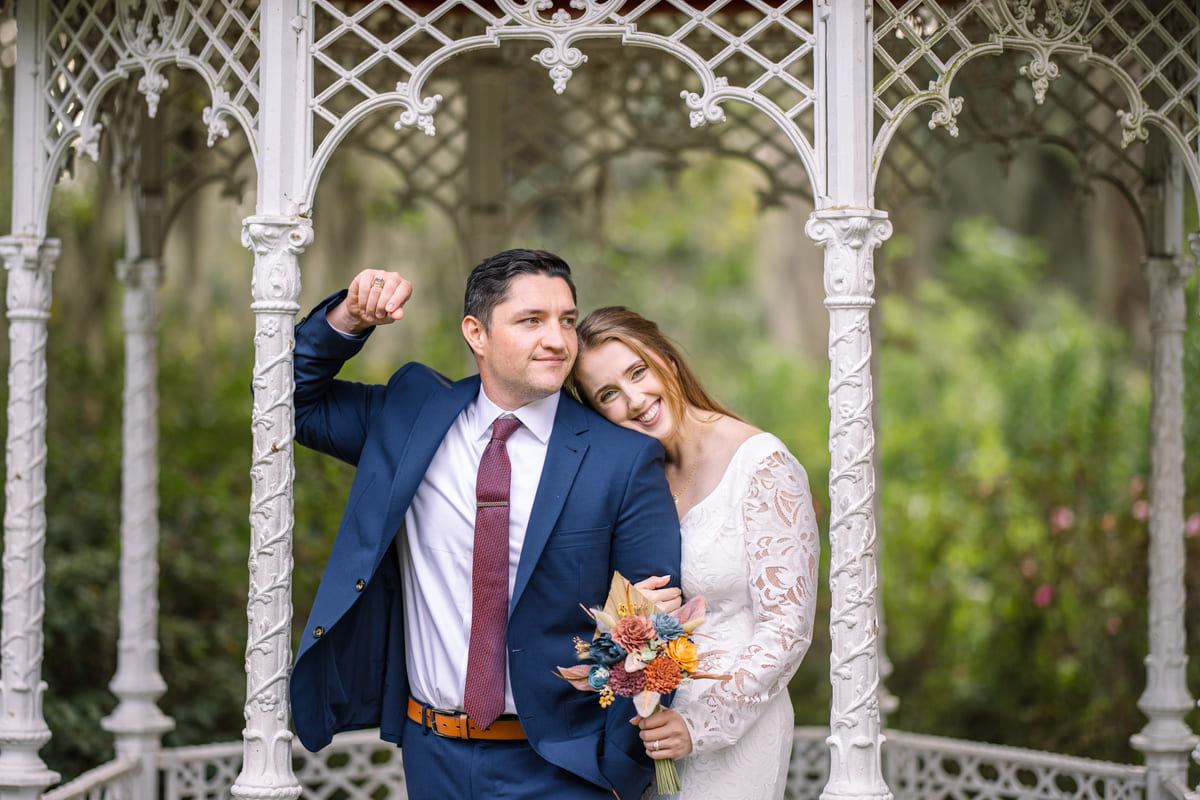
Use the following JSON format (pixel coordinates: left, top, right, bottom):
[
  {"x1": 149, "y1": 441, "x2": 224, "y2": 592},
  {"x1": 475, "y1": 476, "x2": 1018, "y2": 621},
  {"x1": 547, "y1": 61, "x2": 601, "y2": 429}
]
[{"x1": 671, "y1": 420, "x2": 706, "y2": 505}]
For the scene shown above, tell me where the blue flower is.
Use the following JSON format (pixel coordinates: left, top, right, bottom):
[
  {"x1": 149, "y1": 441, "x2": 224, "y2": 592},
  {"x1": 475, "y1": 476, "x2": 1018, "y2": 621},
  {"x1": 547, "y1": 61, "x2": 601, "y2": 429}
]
[
  {"x1": 651, "y1": 612, "x2": 684, "y2": 641},
  {"x1": 589, "y1": 633, "x2": 627, "y2": 665},
  {"x1": 587, "y1": 664, "x2": 611, "y2": 690}
]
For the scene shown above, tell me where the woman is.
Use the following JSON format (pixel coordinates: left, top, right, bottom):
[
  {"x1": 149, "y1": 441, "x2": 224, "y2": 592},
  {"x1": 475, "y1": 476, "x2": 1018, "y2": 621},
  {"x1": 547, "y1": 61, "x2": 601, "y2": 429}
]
[{"x1": 569, "y1": 306, "x2": 820, "y2": 800}]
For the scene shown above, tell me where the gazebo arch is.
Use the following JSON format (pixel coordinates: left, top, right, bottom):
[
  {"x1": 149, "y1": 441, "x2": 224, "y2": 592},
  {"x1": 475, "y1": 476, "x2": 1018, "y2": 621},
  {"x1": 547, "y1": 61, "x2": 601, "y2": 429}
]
[{"x1": 3, "y1": 2, "x2": 1198, "y2": 800}]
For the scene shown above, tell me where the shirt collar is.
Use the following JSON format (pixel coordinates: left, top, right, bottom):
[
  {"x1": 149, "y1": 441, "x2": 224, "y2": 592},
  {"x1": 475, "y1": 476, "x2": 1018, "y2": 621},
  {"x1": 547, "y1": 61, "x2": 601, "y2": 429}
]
[{"x1": 470, "y1": 388, "x2": 560, "y2": 445}]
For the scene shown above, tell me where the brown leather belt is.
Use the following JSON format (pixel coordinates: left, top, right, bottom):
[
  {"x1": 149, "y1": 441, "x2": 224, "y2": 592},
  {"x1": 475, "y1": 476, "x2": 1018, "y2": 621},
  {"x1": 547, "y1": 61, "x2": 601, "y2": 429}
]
[{"x1": 407, "y1": 697, "x2": 526, "y2": 741}]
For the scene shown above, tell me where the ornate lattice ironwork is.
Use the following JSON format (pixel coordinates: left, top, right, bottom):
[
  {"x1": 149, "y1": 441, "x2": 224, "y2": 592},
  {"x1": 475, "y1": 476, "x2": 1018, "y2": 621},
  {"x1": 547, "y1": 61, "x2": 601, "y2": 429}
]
[
  {"x1": 872, "y1": 0, "x2": 1200, "y2": 203},
  {"x1": 41, "y1": 757, "x2": 138, "y2": 800},
  {"x1": 156, "y1": 728, "x2": 1155, "y2": 800},
  {"x1": 304, "y1": 0, "x2": 817, "y2": 205},
  {"x1": 785, "y1": 728, "x2": 1151, "y2": 800},
  {"x1": 158, "y1": 732, "x2": 406, "y2": 800}
]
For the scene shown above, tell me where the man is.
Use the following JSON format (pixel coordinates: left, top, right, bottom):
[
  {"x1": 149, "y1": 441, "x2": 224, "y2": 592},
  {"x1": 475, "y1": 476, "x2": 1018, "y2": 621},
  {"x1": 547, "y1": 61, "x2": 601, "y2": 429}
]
[{"x1": 289, "y1": 249, "x2": 682, "y2": 800}]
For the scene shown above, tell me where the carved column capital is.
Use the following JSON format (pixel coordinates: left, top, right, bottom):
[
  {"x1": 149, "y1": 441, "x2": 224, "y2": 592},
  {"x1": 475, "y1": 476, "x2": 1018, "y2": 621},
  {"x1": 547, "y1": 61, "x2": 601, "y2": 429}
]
[
  {"x1": 1188, "y1": 234, "x2": 1200, "y2": 314},
  {"x1": 116, "y1": 256, "x2": 165, "y2": 290},
  {"x1": 1, "y1": 238, "x2": 60, "y2": 322},
  {"x1": 1143, "y1": 253, "x2": 1193, "y2": 330},
  {"x1": 805, "y1": 209, "x2": 892, "y2": 306},
  {"x1": 242, "y1": 215, "x2": 312, "y2": 313}
]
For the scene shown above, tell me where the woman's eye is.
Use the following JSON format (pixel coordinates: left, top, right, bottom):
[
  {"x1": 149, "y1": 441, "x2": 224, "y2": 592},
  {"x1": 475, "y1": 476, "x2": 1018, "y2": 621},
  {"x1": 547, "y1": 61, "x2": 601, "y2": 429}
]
[
  {"x1": 631, "y1": 366, "x2": 647, "y2": 380},
  {"x1": 599, "y1": 389, "x2": 616, "y2": 403}
]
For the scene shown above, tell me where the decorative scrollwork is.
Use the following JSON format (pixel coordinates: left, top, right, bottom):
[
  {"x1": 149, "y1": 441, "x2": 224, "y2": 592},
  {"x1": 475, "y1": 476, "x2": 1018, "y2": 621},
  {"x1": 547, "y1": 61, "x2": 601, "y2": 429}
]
[
  {"x1": 927, "y1": 91, "x2": 964, "y2": 136},
  {"x1": 117, "y1": 0, "x2": 182, "y2": 57},
  {"x1": 531, "y1": 44, "x2": 588, "y2": 95},
  {"x1": 137, "y1": 69, "x2": 170, "y2": 118},
  {"x1": 1117, "y1": 108, "x2": 1150, "y2": 148},
  {"x1": 1000, "y1": 0, "x2": 1088, "y2": 42},
  {"x1": 1017, "y1": 51, "x2": 1060, "y2": 104},
  {"x1": 681, "y1": 79, "x2": 730, "y2": 129},
  {"x1": 203, "y1": 87, "x2": 235, "y2": 147},
  {"x1": 393, "y1": 83, "x2": 444, "y2": 136},
  {"x1": 74, "y1": 122, "x2": 104, "y2": 164},
  {"x1": 495, "y1": 0, "x2": 623, "y2": 29}
]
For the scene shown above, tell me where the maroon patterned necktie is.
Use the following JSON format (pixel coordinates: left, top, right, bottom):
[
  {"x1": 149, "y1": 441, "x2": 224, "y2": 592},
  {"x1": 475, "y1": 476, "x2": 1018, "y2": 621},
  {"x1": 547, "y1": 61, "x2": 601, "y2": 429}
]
[{"x1": 463, "y1": 416, "x2": 523, "y2": 729}]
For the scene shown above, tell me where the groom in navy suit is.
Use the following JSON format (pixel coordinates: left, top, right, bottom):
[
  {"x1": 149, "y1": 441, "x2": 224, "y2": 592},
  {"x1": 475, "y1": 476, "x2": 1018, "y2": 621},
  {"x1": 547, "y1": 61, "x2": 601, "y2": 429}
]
[{"x1": 288, "y1": 249, "x2": 682, "y2": 799}]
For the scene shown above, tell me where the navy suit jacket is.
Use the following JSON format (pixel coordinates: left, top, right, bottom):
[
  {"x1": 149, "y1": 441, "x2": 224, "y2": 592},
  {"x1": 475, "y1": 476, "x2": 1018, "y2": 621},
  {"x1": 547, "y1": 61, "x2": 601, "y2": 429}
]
[{"x1": 288, "y1": 292, "x2": 682, "y2": 800}]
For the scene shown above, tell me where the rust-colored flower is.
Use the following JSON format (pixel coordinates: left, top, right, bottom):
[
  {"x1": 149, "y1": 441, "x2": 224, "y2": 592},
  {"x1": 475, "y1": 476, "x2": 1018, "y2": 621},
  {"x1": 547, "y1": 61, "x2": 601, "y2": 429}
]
[
  {"x1": 606, "y1": 660, "x2": 646, "y2": 697},
  {"x1": 643, "y1": 655, "x2": 682, "y2": 693},
  {"x1": 611, "y1": 615, "x2": 657, "y2": 653},
  {"x1": 666, "y1": 636, "x2": 698, "y2": 673}
]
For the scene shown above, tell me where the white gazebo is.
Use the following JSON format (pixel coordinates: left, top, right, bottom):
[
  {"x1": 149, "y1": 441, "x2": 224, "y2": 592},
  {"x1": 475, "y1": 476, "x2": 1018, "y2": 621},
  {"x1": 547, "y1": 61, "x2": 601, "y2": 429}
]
[{"x1": 2, "y1": 2, "x2": 1198, "y2": 799}]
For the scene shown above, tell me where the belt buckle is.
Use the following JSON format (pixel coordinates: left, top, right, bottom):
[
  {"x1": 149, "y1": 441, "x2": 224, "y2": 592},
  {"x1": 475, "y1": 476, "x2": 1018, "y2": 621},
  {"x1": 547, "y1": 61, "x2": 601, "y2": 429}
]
[{"x1": 429, "y1": 705, "x2": 472, "y2": 740}]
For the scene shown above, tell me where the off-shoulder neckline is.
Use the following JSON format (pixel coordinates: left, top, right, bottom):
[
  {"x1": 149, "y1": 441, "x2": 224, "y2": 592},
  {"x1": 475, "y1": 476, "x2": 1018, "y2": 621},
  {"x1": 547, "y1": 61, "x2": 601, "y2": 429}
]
[{"x1": 678, "y1": 431, "x2": 780, "y2": 524}]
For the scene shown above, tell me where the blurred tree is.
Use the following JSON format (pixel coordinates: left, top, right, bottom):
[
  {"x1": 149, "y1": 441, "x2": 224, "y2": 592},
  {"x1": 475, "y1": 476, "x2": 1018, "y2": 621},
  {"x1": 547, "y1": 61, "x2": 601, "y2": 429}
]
[{"x1": 876, "y1": 216, "x2": 1199, "y2": 763}]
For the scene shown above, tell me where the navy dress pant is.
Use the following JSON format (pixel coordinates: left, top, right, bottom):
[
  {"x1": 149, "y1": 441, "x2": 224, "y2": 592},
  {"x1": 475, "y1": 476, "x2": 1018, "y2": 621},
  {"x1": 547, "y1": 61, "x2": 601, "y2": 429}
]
[{"x1": 400, "y1": 717, "x2": 616, "y2": 800}]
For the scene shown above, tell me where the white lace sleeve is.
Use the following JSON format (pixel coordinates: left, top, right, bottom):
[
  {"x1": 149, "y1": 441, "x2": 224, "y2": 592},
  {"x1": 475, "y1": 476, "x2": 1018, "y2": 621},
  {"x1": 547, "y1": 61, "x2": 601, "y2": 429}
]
[{"x1": 677, "y1": 446, "x2": 820, "y2": 755}]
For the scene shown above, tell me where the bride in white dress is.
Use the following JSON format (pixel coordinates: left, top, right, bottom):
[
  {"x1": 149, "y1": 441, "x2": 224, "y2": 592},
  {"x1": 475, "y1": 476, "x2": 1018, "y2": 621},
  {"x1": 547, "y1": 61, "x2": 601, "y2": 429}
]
[{"x1": 570, "y1": 307, "x2": 820, "y2": 800}]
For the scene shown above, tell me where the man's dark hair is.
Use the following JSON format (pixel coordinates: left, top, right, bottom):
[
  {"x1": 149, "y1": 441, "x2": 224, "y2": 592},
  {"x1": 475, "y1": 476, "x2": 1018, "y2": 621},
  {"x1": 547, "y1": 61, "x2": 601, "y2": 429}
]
[{"x1": 463, "y1": 249, "x2": 577, "y2": 330}]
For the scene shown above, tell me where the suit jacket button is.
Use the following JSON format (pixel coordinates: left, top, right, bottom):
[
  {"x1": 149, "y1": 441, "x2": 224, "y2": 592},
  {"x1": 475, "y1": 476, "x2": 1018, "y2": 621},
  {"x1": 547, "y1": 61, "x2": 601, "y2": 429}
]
[
  {"x1": 355, "y1": 579, "x2": 365, "y2": 591},
  {"x1": 313, "y1": 626, "x2": 324, "y2": 638}
]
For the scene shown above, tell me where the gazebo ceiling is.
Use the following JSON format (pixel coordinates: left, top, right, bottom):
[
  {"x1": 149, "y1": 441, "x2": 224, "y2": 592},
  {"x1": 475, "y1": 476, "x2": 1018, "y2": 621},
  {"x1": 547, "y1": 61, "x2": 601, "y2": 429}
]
[{"x1": 106, "y1": 34, "x2": 1184, "y2": 250}]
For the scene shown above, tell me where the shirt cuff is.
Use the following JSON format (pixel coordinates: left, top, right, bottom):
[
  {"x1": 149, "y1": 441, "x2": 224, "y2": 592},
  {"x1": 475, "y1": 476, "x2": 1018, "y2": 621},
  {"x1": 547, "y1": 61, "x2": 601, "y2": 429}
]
[{"x1": 325, "y1": 312, "x2": 369, "y2": 340}]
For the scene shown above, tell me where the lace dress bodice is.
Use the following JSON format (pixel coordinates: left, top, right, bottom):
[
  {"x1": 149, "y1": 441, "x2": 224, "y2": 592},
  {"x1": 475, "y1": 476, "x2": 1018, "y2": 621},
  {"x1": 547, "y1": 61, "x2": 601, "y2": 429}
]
[{"x1": 645, "y1": 432, "x2": 819, "y2": 800}]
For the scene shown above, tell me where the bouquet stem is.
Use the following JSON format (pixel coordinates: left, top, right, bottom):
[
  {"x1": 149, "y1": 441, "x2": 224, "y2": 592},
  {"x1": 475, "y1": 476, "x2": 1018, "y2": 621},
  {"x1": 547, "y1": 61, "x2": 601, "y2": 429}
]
[{"x1": 654, "y1": 758, "x2": 681, "y2": 795}]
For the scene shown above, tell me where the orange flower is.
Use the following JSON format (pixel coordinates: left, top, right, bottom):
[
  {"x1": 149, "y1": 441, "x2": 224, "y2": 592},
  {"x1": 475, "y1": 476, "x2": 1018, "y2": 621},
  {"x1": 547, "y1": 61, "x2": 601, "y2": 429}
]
[
  {"x1": 644, "y1": 655, "x2": 682, "y2": 693},
  {"x1": 666, "y1": 636, "x2": 698, "y2": 673}
]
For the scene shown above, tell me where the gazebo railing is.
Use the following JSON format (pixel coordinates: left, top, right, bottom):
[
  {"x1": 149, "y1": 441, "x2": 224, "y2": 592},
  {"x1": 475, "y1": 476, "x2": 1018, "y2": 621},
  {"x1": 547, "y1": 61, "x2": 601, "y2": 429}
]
[
  {"x1": 1161, "y1": 775, "x2": 1200, "y2": 800},
  {"x1": 151, "y1": 727, "x2": 1156, "y2": 800},
  {"x1": 881, "y1": 730, "x2": 1149, "y2": 800},
  {"x1": 41, "y1": 757, "x2": 138, "y2": 800},
  {"x1": 157, "y1": 730, "x2": 406, "y2": 800}
]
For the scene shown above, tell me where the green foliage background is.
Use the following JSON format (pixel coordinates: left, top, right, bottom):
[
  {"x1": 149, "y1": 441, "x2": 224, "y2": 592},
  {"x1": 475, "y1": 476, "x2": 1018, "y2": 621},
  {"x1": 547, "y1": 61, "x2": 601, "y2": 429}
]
[{"x1": 6, "y1": 137, "x2": 1199, "y2": 785}]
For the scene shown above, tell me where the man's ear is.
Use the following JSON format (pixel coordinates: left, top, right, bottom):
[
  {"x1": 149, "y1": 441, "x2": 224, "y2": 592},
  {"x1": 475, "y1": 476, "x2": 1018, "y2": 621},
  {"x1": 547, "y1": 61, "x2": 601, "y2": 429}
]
[{"x1": 462, "y1": 315, "x2": 486, "y2": 357}]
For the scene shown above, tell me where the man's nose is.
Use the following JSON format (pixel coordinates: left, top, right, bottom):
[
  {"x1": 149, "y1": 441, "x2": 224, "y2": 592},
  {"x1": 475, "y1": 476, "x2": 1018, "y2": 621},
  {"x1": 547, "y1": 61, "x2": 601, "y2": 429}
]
[{"x1": 541, "y1": 323, "x2": 567, "y2": 350}]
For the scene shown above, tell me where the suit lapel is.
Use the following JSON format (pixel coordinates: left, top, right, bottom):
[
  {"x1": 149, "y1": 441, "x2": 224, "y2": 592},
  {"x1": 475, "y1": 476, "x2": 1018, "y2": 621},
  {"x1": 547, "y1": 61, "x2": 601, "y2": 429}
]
[
  {"x1": 382, "y1": 375, "x2": 480, "y2": 548},
  {"x1": 511, "y1": 396, "x2": 589, "y2": 613}
]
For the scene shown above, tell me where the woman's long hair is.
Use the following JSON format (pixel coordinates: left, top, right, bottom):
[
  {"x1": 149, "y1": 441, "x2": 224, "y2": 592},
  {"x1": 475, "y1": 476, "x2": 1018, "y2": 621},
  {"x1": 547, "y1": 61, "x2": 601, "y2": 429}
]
[{"x1": 569, "y1": 306, "x2": 742, "y2": 425}]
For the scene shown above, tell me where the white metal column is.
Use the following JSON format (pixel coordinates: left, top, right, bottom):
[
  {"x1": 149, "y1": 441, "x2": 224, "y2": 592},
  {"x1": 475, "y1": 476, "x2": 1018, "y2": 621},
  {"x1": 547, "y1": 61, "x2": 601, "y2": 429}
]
[
  {"x1": 1131, "y1": 147, "x2": 1198, "y2": 800},
  {"x1": 0, "y1": 1, "x2": 61, "y2": 797},
  {"x1": 0, "y1": 237, "x2": 60, "y2": 800},
  {"x1": 810, "y1": 2, "x2": 892, "y2": 800},
  {"x1": 102, "y1": 251, "x2": 173, "y2": 800},
  {"x1": 231, "y1": 1, "x2": 312, "y2": 797}
]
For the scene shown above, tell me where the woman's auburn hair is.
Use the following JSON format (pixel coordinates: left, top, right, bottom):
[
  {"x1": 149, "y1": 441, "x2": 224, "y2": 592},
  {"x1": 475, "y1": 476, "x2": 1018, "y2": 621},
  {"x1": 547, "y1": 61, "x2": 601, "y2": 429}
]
[{"x1": 569, "y1": 306, "x2": 741, "y2": 424}]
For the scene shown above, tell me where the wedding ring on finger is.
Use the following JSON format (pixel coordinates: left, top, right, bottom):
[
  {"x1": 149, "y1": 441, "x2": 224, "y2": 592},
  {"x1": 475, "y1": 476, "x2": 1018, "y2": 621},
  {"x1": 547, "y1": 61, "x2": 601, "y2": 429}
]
[
  {"x1": 653, "y1": 740, "x2": 660, "y2": 751},
  {"x1": 371, "y1": 276, "x2": 385, "y2": 287}
]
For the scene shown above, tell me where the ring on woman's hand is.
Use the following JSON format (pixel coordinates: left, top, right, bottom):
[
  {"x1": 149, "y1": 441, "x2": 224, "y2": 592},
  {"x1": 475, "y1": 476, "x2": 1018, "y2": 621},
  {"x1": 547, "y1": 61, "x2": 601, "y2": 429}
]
[
  {"x1": 653, "y1": 740, "x2": 660, "y2": 751},
  {"x1": 371, "y1": 276, "x2": 385, "y2": 287}
]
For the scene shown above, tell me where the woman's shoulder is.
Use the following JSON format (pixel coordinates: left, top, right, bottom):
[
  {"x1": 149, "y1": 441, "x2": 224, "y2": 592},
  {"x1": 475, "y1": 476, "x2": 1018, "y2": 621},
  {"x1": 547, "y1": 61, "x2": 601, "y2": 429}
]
[{"x1": 717, "y1": 424, "x2": 809, "y2": 485}]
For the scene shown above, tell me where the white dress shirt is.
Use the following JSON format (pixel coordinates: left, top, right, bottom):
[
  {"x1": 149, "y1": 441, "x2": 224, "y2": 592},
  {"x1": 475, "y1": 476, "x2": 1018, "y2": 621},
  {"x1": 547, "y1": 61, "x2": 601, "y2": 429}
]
[{"x1": 399, "y1": 387, "x2": 559, "y2": 713}]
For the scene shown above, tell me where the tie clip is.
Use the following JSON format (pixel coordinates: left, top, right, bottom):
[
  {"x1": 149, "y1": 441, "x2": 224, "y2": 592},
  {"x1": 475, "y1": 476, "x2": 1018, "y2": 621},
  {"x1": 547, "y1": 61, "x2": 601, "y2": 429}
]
[{"x1": 476, "y1": 501, "x2": 509, "y2": 508}]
